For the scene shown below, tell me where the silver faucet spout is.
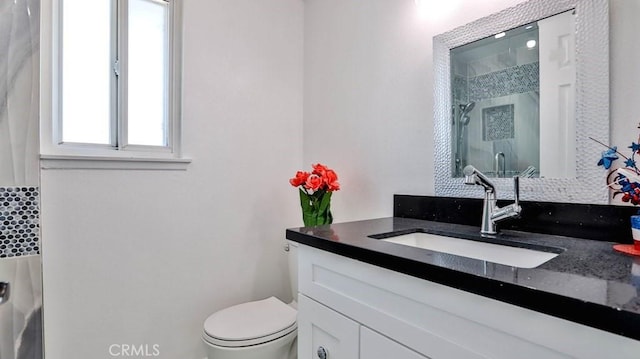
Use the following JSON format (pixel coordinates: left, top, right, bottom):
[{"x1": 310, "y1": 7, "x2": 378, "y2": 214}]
[
  {"x1": 463, "y1": 165, "x2": 495, "y2": 193},
  {"x1": 463, "y1": 165, "x2": 521, "y2": 235}
]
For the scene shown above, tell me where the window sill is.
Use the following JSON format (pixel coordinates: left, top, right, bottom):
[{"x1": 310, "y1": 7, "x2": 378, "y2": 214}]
[{"x1": 40, "y1": 154, "x2": 192, "y2": 170}]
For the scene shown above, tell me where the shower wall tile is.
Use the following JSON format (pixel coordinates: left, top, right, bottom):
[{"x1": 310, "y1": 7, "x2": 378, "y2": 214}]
[
  {"x1": 0, "y1": 187, "x2": 39, "y2": 258},
  {"x1": 0, "y1": 255, "x2": 42, "y2": 359},
  {"x1": 0, "y1": 0, "x2": 40, "y2": 186}
]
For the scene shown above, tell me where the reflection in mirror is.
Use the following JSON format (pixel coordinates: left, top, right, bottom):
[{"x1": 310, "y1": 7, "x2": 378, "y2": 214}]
[
  {"x1": 433, "y1": 0, "x2": 609, "y2": 204},
  {"x1": 451, "y1": 10, "x2": 576, "y2": 179}
]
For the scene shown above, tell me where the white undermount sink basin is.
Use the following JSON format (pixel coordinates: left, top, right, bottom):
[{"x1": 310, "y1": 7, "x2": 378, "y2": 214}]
[{"x1": 382, "y1": 232, "x2": 559, "y2": 268}]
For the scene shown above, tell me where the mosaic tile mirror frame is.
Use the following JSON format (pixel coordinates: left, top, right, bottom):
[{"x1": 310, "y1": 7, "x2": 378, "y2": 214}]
[{"x1": 433, "y1": 0, "x2": 609, "y2": 204}]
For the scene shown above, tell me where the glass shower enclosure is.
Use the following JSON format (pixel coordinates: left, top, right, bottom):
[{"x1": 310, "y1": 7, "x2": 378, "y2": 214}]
[{"x1": 0, "y1": 1, "x2": 43, "y2": 358}]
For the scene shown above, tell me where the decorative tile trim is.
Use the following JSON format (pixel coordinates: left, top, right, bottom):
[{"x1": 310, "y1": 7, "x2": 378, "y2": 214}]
[
  {"x1": 468, "y1": 62, "x2": 539, "y2": 102},
  {"x1": 452, "y1": 63, "x2": 539, "y2": 106},
  {"x1": 0, "y1": 187, "x2": 40, "y2": 258}
]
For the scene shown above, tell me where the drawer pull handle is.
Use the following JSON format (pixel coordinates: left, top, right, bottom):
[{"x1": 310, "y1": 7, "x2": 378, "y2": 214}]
[{"x1": 317, "y1": 346, "x2": 328, "y2": 359}]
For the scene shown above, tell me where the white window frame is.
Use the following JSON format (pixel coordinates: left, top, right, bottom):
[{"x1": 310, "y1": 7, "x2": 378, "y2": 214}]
[{"x1": 40, "y1": 0, "x2": 190, "y2": 170}]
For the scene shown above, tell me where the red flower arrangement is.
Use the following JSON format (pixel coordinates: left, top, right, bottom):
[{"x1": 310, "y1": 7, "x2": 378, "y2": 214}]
[{"x1": 290, "y1": 163, "x2": 340, "y2": 226}]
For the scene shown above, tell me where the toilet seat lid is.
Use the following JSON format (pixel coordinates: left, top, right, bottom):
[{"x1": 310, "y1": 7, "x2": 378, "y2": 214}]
[{"x1": 203, "y1": 296, "x2": 297, "y2": 341}]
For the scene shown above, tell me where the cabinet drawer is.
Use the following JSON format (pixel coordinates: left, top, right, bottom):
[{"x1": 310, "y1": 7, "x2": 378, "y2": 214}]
[
  {"x1": 298, "y1": 294, "x2": 360, "y2": 359},
  {"x1": 360, "y1": 327, "x2": 429, "y2": 359}
]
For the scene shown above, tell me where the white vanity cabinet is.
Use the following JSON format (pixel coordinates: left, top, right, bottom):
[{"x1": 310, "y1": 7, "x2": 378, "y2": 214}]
[
  {"x1": 297, "y1": 294, "x2": 360, "y2": 359},
  {"x1": 296, "y1": 244, "x2": 640, "y2": 359},
  {"x1": 298, "y1": 294, "x2": 429, "y2": 359}
]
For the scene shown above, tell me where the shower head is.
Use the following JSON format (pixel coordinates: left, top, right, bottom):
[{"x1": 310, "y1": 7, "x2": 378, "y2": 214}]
[
  {"x1": 459, "y1": 102, "x2": 475, "y2": 126},
  {"x1": 459, "y1": 101, "x2": 475, "y2": 115}
]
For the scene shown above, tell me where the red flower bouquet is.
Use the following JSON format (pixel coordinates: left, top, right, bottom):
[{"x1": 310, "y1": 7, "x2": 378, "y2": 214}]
[{"x1": 289, "y1": 163, "x2": 340, "y2": 226}]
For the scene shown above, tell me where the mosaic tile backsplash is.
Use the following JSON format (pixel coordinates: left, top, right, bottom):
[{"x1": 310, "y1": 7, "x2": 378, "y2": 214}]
[{"x1": 0, "y1": 187, "x2": 39, "y2": 258}]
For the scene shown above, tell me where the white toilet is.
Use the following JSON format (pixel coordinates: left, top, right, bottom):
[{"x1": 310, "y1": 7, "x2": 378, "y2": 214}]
[{"x1": 202, "y1": 241, "x2": 298, "y2": 359}]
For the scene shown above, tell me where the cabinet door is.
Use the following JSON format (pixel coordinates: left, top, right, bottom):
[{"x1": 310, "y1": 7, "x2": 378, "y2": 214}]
[
  {"x1": 298, "y1": 294, "x2": 359, "y2": 359},
  {"x1": 361, "y1": 327, "x2": 430, "y2": 359}
]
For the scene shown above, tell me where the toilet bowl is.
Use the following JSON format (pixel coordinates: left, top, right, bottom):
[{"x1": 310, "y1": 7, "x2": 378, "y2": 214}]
[{"x1": 202, "y1": 241, "x2": 298, "y2": 359}]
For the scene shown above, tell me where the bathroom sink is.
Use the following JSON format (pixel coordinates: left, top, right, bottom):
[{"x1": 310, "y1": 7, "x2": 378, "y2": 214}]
[{"x1": 374, "y1": 231, "x2": 560, "y2": 268}]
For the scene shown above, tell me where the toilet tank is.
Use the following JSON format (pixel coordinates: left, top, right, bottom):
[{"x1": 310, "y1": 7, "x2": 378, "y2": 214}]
[{"x1": 286, "y1": 240, "x2": 298, "y2": 307}]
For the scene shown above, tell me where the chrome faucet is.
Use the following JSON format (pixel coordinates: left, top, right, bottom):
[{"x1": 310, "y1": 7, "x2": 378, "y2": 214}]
[{"x1": 463, "y1": 165, "x2": 521, "y2": 235}]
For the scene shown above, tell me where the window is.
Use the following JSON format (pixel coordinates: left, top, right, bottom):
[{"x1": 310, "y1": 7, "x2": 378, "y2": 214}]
[{"x1": 51, "y1": 0, "x2": 183, "y2": 159}]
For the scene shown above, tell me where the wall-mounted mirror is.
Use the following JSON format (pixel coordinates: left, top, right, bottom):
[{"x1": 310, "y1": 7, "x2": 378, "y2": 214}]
[{"x1": 434, "y1": 0, "x2": 609, "y2": 204}]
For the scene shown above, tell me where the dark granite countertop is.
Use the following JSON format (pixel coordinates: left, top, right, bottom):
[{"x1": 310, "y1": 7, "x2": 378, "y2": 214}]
[{"x1": 286, "y1": 217, "x2": 640, "y2": 341}]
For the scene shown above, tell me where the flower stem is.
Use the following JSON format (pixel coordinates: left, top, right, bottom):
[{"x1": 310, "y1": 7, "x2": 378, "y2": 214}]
[{"x1": 589, "y1": 136, "x2": 630, "y2": 160}]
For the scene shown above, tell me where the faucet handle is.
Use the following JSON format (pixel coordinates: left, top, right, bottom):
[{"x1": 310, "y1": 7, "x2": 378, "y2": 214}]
[{"x1": 513, "y1": 176, "x2": 520, "y2": 207}]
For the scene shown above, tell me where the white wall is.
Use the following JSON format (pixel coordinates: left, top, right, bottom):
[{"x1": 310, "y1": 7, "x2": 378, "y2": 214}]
[
  {"x1": 304, "y1": 0, "x2": 640, "y2": 219},
  {"x1": 38, "y1": 0, "x2": 640, "y2": 357},
  {"x1": 40, "y1": 1, "x2": 303, "y2": 358},
  {"x1": 610, "y1": 0, "x2": 640, "y2": 167},
  {"x1": 303, "y1": 0, "x2": 525, "y2": 222}
]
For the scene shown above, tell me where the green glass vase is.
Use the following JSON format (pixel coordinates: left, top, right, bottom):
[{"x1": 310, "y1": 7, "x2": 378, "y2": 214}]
[{"x1": 299, "y1": 189, "x2": 333, "y2": 226}]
